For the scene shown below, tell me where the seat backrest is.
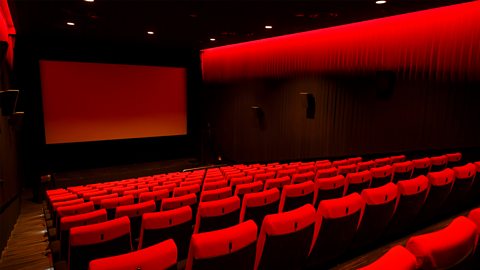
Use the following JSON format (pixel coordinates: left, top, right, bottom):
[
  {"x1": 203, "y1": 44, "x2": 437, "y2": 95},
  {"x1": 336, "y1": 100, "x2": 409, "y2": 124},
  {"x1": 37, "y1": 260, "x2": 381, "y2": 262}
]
[
  {"x1": 314, "y1": 175, "x2": 345, "y2": 208},
  {"x1": 291, "y1": 171, "x2": 315, "y2": 184},
  {"x1": 115, "y1": 200, "x2": 156, "y2": 219},
  {"x1": 337, "y1": 164, "x2": 357, "y2": 176},
  {"x1": 90, "y1": 239, "x2": 177, "y2": 270},
  {"x1": 201, "y1": 186, "x2": 233, "y2": 202},
  {"x1": 254, "y1": 172, "x2": 276, "y2": 183},
  {"x1": 446, "y1": 152, "x2": 462, "y2": 166},
  {"x1": 100, "y1": 195, "x2": 135, "y2": 220},
  {"x1": 369, "y1": 165, "x2": 393, "y2": 188},
  {"x1": 357, "y1": 245, "x2": 417, "y2": 270},
  {"x1": 234, "y1": 181, "x2": 263, "y2": 200},
  {"x1": 390, "y1": 155, "x2": 406, "y2": 163},
  {"x1": 276, "y1": 168, "x2": 297, "y2": 179},
  {"x1": 90, "y1": 194, "x2": 117, "y2": 208},
  {"x1": 59, "y1": 209, "x2": 107, "y2": 261},
  {"x1": 57, "y1": 202, "x2": 95, "y2": 229},
  {"x1": 255, "y1": 204, "x2": 316, "y2": 270},
  {"x1": 357, "y1": 161, "x2": 375, "y2": 172},
  {"x1": 111, "y1": 186, "x2": 136, "y2": 196},
  {"x1": 240, "y1": 188, "x2": 280, "y2": 228},
  {"x1": 430, "y1": 155, "x2": 448, "y2": 172},
  {"x1": 308, "y1": 193, "x2": 365, "y2": 267},
  {"x1": 186, "y1": 220, "x2": 257, "y2": 270},
  {"x1": 139, "y1": 206, "x2": 193, "y2": 260},
  {"x1": 467, "y1": 208, "x2": 480, "y2": 234},
  {"x1": 422, "y1": 169, "x2": 455, "y2": 217},
  {"x1": 332, "y1": 159, "x2": 350, "y2": 167},
  {"x1": 315, "y1": 167, "x2": 338, "y2": 180},
  {"x1": 453, "y1": 163, "x2": 476, "y2": 181},
  {"x1": 348, "y1": 157, "x2": 363, "y2": 164},
  {"x1": 279, "y1": 181, "x2": 316, "y2": 213},
  {"x1": 388, "y1": 176, "x2": 429, "y2": 232},
  {"x1": 83, "y1": 190, "x2": 109, "y2": 201},
  {"x1": 69, "y1": 216, "x2": 132, "y2": 270},
  {"x1": 161, "y1": 193, "x2": 197, "y2": 212},
  {"x1": 203, "y1": 180, "x2": 228, "y2": 191},
  {"x1": 374, "y1": 157, "x2": 392, "y2": 167},
  {"x1": 173, "y1": 184, "x2": 201, "y2": 197},
  {"x1": 406, "y1": 216, "x2": 478, "y2": 269},
  {"x1": 230, "y1": 175, "x2": 253, "y2": 190},
  {"x1": 315, "y1": 162, "x2": 332, "y2": 171},
  {"x1": 355, "y1": 183, "x2": 398, "y2": 246},
  {"x1": 412, "y1": 157, "x2": 431, "y2": 177},
  {"x1": 263, "y1": 176, "x2": 290, "y2": 191},
  {"x1": 194, "y1": 196, "x2": 241, "y2": 233},
  {"x1": 138, "y1": 189, "x2": 170, "y2": 203},
  {"x1": 297, "y1": 165, "x2": 315, "y2": 174},
  {"x1": 53, "y1": 198, "x2": 84, "y2": 212},
  {"x1": 392, "y1": 161, "x2": 414, "y2": 183},
  {"x1": 345, "y1": 170, "x2": 372, "y2": 195}
]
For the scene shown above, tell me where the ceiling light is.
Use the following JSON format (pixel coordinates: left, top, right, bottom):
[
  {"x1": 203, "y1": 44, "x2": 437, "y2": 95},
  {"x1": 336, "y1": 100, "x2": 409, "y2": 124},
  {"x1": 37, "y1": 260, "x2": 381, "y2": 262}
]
[
  {"x1": 147, "y1": 31, "x2": 154, "y2": 35},
  {"x1": 84, "y1": 0, "x2": 94, "y2": 2},
  {"x1": 375, "y1": 0, "x2": 386, "y2": 4},
  {"x1": 210, "y1": 38, "x2": 216, "y2": 41},
  {"x1": 265, "y1": 25, "x2": 273, "y2": 29},
  {"x1": 66, "y1": 22, "x2": 75, "y2": 26}
]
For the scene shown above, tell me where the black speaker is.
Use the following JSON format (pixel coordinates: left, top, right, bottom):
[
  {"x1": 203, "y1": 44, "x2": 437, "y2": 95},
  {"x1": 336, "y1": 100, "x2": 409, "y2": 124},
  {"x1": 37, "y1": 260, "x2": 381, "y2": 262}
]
[
  {"x1": 0, "y1": 90, "x2": 19, "y2": 116},
  {"x1": 251, "y1": 106, "x2": 265, "y2": 129},
  {"x1": 375, "y1": 71, "x2": 396, "y2": 99},
  {"x1": 306, "y1": 93, "x2": 315, "y2": 119}
]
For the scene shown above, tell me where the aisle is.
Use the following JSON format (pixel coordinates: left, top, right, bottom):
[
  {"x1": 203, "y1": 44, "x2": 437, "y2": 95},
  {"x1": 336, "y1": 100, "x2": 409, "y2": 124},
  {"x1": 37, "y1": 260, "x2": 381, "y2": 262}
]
[{"x1": 0, "y1": 198, "x2": 52, "y2": 270}]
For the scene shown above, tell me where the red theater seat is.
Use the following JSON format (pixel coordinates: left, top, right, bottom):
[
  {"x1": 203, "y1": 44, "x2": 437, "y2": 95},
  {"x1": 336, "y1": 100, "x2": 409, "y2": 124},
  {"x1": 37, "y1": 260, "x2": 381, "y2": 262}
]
[
  {"x1": 392, "y1": 161, "x2": 414, "y2": 183},
  {"x1": 357, "y1": 161, "x2": 375, "y2": 172},
  {"x1": 388, "y1": 176, "x2": 429, "y2": 235},
  {"x1": 161, "y1": 193, "x2": 197, "y2": 217},
  {"x1": 314, "y1": 162, "x2": 332, "y2": 171},
  {"x1": 354, "y1": 183, "x2": 398, "y2": 247},
  {"x1": 315, "y1": 167, "x2": 338, "y2": 180},
  {"x1": 69, "y1": 216, "x2": 132, "y2": 270},
  {"x1": 138, "y1": 206, "x2": 193, "y2": 260},
  {"x1": 276, "y1": 168, "x2": 297, "y2": 179},
  {"x1": 419, "y1": 169, "x2": 455, "y2": 222},
  {"x1": 201, "y1": 186, "x2": 232, "y2": 202},
  {"x1": 449, "y1": 163, "x2": 477, "y2": 206},
  {"x1": 291, "y1": 171, "x2": 315, "y2": 184},
  {"x1": 138, "y1": 189, "x2": 170, "y2": 211},
  {"x1": 332, "y1": 159, "x2": 350, "y2": 167},
  {"x1": 308, "y1": 193, "x2": 365, "y2": 267},
  {"x1": 390, "y1": 155, "x2": 407, "y2": 163},
  {"x1": 344, "y1": 170, "x2": 372, "y2": 195},
  {"x1": 263, "y1": 176, "x2": 290, "y2": 192},
  {"x1": 314, "y1": 175, "x2": 345, "y2": 208},
  {"x1": 203, "y1": 180, "x2": 228, "y2": 191},
  {"x1": 254, "y1": 172, "x2": 276, "y2": 183},
  {"x1": 57, "y1": 202, "x2": 95, "y2": 232},
  {"x1": 279, "y1": 181, "x2": 316, "y2": 213},
  {"x1": 255, "y1": 204, "x2": 316, "y2": 270},
  {"x1": 358, "y1": 245, "x2": 417, "y2": 270},
  {"x1": 173, "y1": 184, "x2": 201, "y2": 197},
  {"x1": 370, "y1": 165, "x2": 393, "y2": 188},
  {"x1": 115, "y1": 200, "x2": 156, "y2": 247},
  {"x1": 90, "y1": 194, "x2": 117, "y2": 209},
  {"x1": 83, "y1": 190, "x2": 108, "y2": 201},
  {"x1": 348, "y1": 157, "x2": 363, "y2": 164},
  {"x1": 234, "y1": 181, "x2": 263, "y2": 201},
  {"x1": 230, "y1": 175, "x2": 254, "y2": 193},
  {"x1": 194, "y1": 196, "x2": 241, "y2": 233},
  {"x1": 239, "y1": 188, "x2": 280, "y2": 228},
  {"x1": 430, "y1": 155, "x2": 448, "y2": 172},
  {"x1": 374, "y1": 157, "x2": 392, "y2": 167},
  {"x1": 186, "y1": 220, "x2": 257, "y2": 270},
  {"x1": 89, "y1": 239, "x2": 177, "y2": 270},
  {"x1": 337, "y1": 164, "x2": 357, "y2": 176},
  {"x1": 406, "y1": 216, "x2": 478, "y2": 269},
  {"x1": 297, "y1": 165, "x2": 315, "y2": 174},
  {"x1": 412, "y1": 157, "x2": 431, "y2": 177},
  {"x1": 100, "y1": 195, "x2": 135, "y2": 220},
  {"x1": 446, "y1": 152, "x2": 462, "y2": 167}
]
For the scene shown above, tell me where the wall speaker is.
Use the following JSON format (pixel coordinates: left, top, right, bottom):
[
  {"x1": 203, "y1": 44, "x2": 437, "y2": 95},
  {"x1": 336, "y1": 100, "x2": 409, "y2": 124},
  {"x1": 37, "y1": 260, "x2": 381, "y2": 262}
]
[
  {"x1": 251, "y1": 106, "x2": 265, "y2": 129},
  {"x1": 300, "y1": 93, "x2": 316, "y2": 119},
  {"x1": 375, "y1": 71, "x2": 396, "y2": 99},
  {"x1": 0, "y1": 90, "x2": 19, "y2": 116}
]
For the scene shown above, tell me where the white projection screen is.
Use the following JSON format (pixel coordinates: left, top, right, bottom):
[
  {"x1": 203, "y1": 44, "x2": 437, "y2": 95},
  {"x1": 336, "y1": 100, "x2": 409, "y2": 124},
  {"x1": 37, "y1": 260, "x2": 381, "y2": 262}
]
[{"x1": 40, "y1": 60, "x2": 187, "y2": 144}]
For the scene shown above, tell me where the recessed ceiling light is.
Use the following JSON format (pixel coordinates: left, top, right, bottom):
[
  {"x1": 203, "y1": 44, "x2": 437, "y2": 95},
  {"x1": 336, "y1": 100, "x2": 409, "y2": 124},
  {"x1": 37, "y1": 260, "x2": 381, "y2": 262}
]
[
  {"x1": 66, "y1": 22, "x2": 75, "y2": 26},
  {"x1": 375, "y1": 0, "x2": 387, "y2": 4},
  {"x1": 265, "y1": 25, "x2": 273, "y2": 29},
  {"x1": 210, "y1": 38, "x2": 216, "y2": 41},
  {"x1": 84, "y1": 0, "x2": 94, "y2": 2},
  {"x1": 147, "y1": 31, "x2": 154, "y2": 35}
]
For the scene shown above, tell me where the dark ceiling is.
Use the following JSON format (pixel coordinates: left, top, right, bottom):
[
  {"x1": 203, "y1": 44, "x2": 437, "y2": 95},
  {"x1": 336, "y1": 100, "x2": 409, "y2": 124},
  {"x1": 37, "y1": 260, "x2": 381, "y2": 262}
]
[{"x1": 11, "y1": 0, "x2": 473, "y2": 51}]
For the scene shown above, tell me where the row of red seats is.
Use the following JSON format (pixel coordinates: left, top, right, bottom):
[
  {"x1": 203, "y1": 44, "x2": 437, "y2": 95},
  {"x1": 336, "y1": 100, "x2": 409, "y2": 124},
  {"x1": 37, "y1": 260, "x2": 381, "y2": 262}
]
[
  {"x1": 360, "y1": 207, "x2": 480, "y2": 270},
  {"x1": 52, "y1": 167, "x2": 478, "y2": 269}
]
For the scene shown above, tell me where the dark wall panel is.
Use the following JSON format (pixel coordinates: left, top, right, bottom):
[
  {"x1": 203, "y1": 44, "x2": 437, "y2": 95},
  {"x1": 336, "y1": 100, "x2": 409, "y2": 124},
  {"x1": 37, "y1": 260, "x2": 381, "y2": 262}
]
[{"x1": 206, "y1": 74, "x2": 480, "y2": 163}]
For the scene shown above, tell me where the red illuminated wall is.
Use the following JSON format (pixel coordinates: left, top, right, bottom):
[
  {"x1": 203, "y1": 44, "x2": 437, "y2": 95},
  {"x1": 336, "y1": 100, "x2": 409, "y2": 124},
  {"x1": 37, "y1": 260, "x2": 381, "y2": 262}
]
[
  {"x1": 40, "y1": 60, "x2": 187, "y2": 144},
  {"x1": 201, "y1": 1, "x2": 480, "y2": 82}
]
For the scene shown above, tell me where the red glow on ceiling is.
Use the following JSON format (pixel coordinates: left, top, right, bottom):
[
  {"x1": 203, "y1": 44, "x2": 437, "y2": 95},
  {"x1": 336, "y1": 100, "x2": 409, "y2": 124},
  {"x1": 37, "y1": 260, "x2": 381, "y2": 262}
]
[{"x1": 201, "y1": 2, "x2": 480, "y2": 82}]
